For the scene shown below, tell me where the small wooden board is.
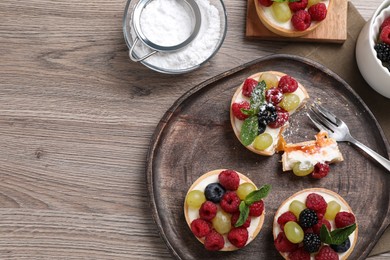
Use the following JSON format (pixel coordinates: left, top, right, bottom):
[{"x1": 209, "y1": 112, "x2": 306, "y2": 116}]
[{"x1": 246, "y1": 0, "x2": 348, "y2": 43}]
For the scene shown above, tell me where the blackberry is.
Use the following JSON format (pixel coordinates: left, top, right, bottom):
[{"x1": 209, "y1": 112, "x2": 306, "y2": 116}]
[
  {"x1": 330, "y1": 237, "x2": 351, "y2": 253},
  {"x1": 257, "y1": 103, "x2": 277, "y2": 125},
  {"x1": 299, "y1": 209, "x2": 318, "y2": 228},
  {"x1": 303, "y1": 233, "x2": 321, "y2": 253},
  {"x1": 204, "y1": 183, "x2": 226, "y2": 203},
  {"x1": 374, "y1": 43, "x2": 390, "y2": 62}
]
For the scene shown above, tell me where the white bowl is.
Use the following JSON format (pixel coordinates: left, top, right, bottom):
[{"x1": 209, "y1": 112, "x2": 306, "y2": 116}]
[{"x1": 356, "y1": 1, "x2": 390, "y2": 99}]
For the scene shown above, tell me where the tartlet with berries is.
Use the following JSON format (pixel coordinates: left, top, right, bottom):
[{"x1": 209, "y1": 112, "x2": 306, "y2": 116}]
[
  {"x1": 273, "y1": 188, "x2": 358, "y2": 259},
  {"x1": 254, "y1": 0, "x2": 332, "y2": 37},
  {"x1": 230, "y1": 71, "x2": 309, "y2": 156},
  {"x1": 184, "y1": 169, "x2": 271, "y2": 251}
]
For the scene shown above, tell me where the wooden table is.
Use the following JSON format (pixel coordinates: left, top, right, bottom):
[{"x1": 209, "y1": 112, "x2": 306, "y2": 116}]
[{"x1": 0, "y1": 0, "x2": 388, "y2": 259}]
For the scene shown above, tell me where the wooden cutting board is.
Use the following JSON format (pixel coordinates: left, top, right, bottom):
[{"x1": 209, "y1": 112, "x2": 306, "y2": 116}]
[{"x1": 246, "y1": 0, "x2": 348, "y2": 43}]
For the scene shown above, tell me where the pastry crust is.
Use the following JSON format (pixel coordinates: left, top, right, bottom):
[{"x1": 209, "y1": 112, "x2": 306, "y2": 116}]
[
  {"x1": 230, "y1": 71, "x2": 309, "y2": 156},
  {"x1": 184, "y1": 169, "x2": 265, "y2": 251},
  {"x1": 273, "y1": 188, "x2": 358, "y2": 260}
]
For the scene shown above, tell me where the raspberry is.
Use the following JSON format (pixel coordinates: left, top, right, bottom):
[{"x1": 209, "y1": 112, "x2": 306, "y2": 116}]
[
  {"x1": 335, "y1": 212, "x2": 356, "y2": 228},
  {"x1": 231, "y1": 101, "x2": 250, "y2": 120},
  {"x1": 299, "y1": 209, "x2": 318, "y2": 228},
  {"x1": 311, "y1": 162, "x2": 330, "y2": 179},
  {"x1": 306, "y1": 193, "x2": 327, "y2": 215},
  {"x1": 204, "y1": 230, "x2": 224, "y2": 251},
  {"x1": 249, "y1": 200, "x2": 264, "y2": 216},
  {"x1": 227, "y1": 227, "x2": 249, "y2": 248},
  {"x1": 380, "y1": 25, "x2": 390, "y2": 45},
  {"x1": 289, "y1": 247, "x2": 311, "y2": 260},
  {"x1": 315, "y1": 246, "x2": 339, "y2": 260},
  {"x1": 291, "y1": 10, "x2": 312, "y2": 31},
  {"x1": 218, "y1": 170, "x2": 240, "y2": 191},
  {"x1": 190, "y1": 218, "x2": 212, "y2": 238},
  {"x1": 274, "y1": 232, "x2": 299, "y2": 253},
  {"x1": 199, "y1": 201, "x2": 217, "y2": 221},
  {"x1": 277, "y1": 211, "x2": 297, "y2": 230},
  {"x1": 268, "y1": 106, "x2": 289, "y2": 128},
  {"x1": 242, "y1": 78, "x2": 258, "y2": 97},
  {"x1": 278, "y1": 75, "x2": 298, "y2": 93},
  {"x1": 258, "y1": 0, "x2": 273, "y2": 7},
  {"x1": 220, "y1": 191, "x2": 240, "y2": 213},
  {"x1": 308, "y1": 3, "x2": 327, "y2": 21},
  {"x1": 231, "y1": 212, "x2": 251, "y2": 228},
  {"x1": 303, "y1": 233, "x2": 321, "y2": 253},
  {"x1": 312, "y1": 219, "x2": 331, "y2": 235},
  {"x1": 265, "y1": 87, "x2": 283, "y2": 105},
  {"x1": 380, "y1": 17, "x2": 390, "y2": 31},
  {"x1": 289, "y1": 0, "x2": 308, "y2": 12}
]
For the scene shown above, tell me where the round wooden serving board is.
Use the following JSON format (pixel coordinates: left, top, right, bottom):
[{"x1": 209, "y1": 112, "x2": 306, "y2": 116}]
[{"x1": 146, "y1": 54, "x2": 390, "y2": 260}]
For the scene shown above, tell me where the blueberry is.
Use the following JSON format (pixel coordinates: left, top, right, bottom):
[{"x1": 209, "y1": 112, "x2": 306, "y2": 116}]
[
  {"x1": 258, "y1": 122, "x2": 266, "y2": 135},
  {"x1": 331, "y1": 237, "x2": 351, "y2": 253},
  {"x1": 204, "y1": 183, "x2": 225, "y2": 203}
]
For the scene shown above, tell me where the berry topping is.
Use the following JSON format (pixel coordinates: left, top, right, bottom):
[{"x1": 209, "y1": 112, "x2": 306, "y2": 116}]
[
  {"x1": 289, "y1": 0, "x2": 308, "y2": 12},
  {"x1": 289, "y1": 247, "x2": 311, "y2": 260},
  {"x1": 299, "y1": 209, "x2": 318, "y2": 228},
  {"x1": 274, "y1": 232, "x2": 299, "y2": 253},
  {"x1": 374, "y1": 42, "x2": 390, "y2": 63},
  {"x1": 204, "y1": 230, "x2": 225, "y2": 251},
  {"x1": 191, "y1": 218, "x2": 212, "y2": 238},
  {"x1": 278, "y1": 75, "x2": 298, "y2": 93},
  {"x1": 335, "y1": 212, "x2": 356, "y2": 228},
  {"x1": 277, "y1": 211, "x2": 297, "y2": 230},
  {"x1": 268, "y1": 106, "x2": 289, "y2": 128},
  {"x1": 232, "y1": 101, "x2": 250, "y2": 120},
  {"x1": 231, "y1": 212, "x2": 251, "y2": 228},
  {"x1": 312, "y1": 218, "x2": 331, "y2": 235},
  {"x1": 220, "y1": 191, "x2": 240, "y2": 213},
  {"x1": 218, "y1": 170, "x2": 240, "y2": 191},
  {"x1": 249, "y1": 200, "x2": 264, "y2": 217},
  {"x1": 242, "y1": 78, "x2": 258, "y2": 97},
  {"x1": 204, "y1": 183, "x2": 226, "y2": 203},
  {"x1": 258, "y1": 0, "x2": 273, "y2": 7},
  {"x1": 199, "y1": 201, "x2": 217, "y2": 221},
  {"x1": 308, "y1": 3, "x2": 327, "y2": 21},
  {"x1": 257, "y1": 103, "x2": 277, "y2": 126},
  {"x1": 381, "y1": 17, "x2": 390, "y2": 31},
  {"x1": 227, "y1": 227, "x2": 249, "y2": 248},
  {"x1": 331, "y1": 237, "x2": 351, "y2": 253},
  {"x1": 265, "y1": 87, "x2": 283, "y2": 105},
  {"x1": 315, "y1": 246, "x2": 339, "y2": 260},
  {"x1": 306, "y1": 193, "x2": 327, "y2": 215},
  {"x1": 303, "y1": 233, "x2": 321, "y2": 253},
  {"x1": 291, "y1": 10, "x2": 312, "y2": 31},
  {"x1": 311, "y1": 162, "x2": 330, "y2": 179},
  {"x1": 380, "y1": 26, "x2": 390, "y2": 45}
]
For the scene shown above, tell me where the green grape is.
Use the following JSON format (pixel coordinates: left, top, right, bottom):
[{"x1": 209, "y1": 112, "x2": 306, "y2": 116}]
[
  {"x1": 253, "y1": 133, "x2": 273, "y2": 151},
  {"x1": 324, "y1": 201, "x2": 341, "y2": 220},
  {"x1": 284, "y1": 221, "x2": 304, "y2": 244},
  {"x1": 279, "y1": 93, "x2": 300, "y2": 112},
  {"x1": 308, "y1": 0, "x2": 321, "y2": 7},
  {"x1": 271, "y1": 2, "x2": 292, "y2": 23},
  {"x1": 237, "y1": 182, "x2": 256, "y2": 200},
  {"x1": 212, "y1": 210, "x2": 231, "y2": 234},
  {"x1": 186, "y1": 190, "x2": 206, "y2": 208},
  {"x1": 289, "y1": 200, "x2": 306, "y2": 219},
  {"x1": 292, "y1": 162, "x2": 314, "y2": 177},
  {"x1": 258, "y1": 72, "x2": 279, "y2": 89}
]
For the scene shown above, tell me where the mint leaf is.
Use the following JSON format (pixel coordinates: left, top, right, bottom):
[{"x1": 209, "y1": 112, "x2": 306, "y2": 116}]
[
  {"x1": 320, "y1": 224, "x2": 333, "y2": 244},
  {"x1": 235, "y1": 201, "x2": 250, "y2": 227},
  {"x1": 244, "y1": 184, "x2": 272, "y2": 205},
  {"x1": 249, "y1": 81, "x2": 266, "y2": 114},
  {"x1": 241, "y1": 108, "x2": 255, "y2": 116},
  {"x1": 240, "y1": 116, "x2": 259, "y2": 146},
  {"x1": 330, "y1": 224, "x2": 356, "y2": 245}
]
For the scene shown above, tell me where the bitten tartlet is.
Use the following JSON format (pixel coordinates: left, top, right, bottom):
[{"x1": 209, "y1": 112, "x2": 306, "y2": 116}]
[
  {"x1": 273, "y1": 188, "x2": 358, "y2": 259},
  {"x1": 254, "y1": 0, "x2": 332, "y2": 37},
  {"x1": 230, "y1": 71, "x2": 309, "y2": 156},
  {"x1": 184, "y1": 169, "x2": 271, "y2": 251}
]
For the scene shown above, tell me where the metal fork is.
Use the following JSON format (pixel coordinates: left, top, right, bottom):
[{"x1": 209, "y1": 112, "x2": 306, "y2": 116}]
[{"x1": 307, "y1": 104, "x2": 390, "y2": 172}]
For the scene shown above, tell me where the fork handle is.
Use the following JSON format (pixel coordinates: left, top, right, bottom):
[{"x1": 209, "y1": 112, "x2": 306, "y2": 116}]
[{"x1": 347, "y1": 137, "x2": 390, "y2": 172}]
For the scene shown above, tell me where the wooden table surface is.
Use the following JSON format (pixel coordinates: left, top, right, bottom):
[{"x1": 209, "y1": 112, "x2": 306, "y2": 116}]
[{"x1": 0, "y1": 0, "x2": 389, "y2": 259}]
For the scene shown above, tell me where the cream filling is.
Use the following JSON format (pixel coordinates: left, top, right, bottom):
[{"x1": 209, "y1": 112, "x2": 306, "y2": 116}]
[{"x1": 273, "y1": 190, "x2": 357, "y2": 259}]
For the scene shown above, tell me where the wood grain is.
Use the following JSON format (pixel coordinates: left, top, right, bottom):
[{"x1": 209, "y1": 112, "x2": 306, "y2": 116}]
[{"x1": 0, "y1": 0, "x2": 389, "y2": 259}]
